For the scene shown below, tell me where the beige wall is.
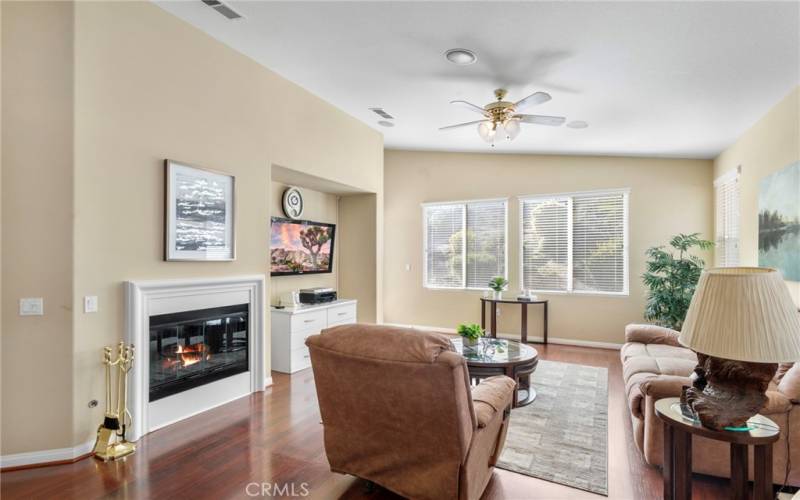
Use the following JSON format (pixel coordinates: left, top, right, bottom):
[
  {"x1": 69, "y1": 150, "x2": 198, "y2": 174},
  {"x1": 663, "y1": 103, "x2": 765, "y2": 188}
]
[
  {"x1": 1, "y1": 1, "x2": 76, "y2": 455},
  {"x1": 339, "y1": 194, "x2": 379, "y2": 323},
  {"x1": 383, "y1": 150, "x2": 714, "y2": 345},
  {"x1": 1, "y1": 1, "x2": 382, "y2": 455},
  {"x1": 713, "y1": 86, "x2": 800, "y2": 305},
  {"x1": 270, "y1": 182, "x2": 339, "y2": 305}
]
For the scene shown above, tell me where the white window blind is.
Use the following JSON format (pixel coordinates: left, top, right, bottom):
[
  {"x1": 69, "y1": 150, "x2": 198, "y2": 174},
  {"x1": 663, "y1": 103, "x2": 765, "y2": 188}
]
[
  {"x1": 424, "y1": 204, "x2": 464, "y2": 288},
  {"x1": 423, "y1": 199, "x2": 506, "y2": 289},
  {"x1": 521, "y1": 189, "x2": 629, "y2": 295},
  {"x1": 466, "y1": 201, "x2": 507, "y2": 288},
  {"x1": 572, "y1": 193, "x2": 627, "y2": 293},
  {"x1": 521, "y1": 198, "x2": 569, "y2": 291},
  {"x1": 714, "y1": 169, "x2": 740, "y2": 267}
]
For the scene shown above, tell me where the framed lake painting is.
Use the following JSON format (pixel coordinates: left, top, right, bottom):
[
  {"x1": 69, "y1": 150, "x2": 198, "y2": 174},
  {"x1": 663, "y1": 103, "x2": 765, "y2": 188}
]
[
  {"x1": 758, "y1": 161, "x2": 799, "y2": 280},
  {"x1": 165, "y1": 160, "x2": 236, "y2": 261}
]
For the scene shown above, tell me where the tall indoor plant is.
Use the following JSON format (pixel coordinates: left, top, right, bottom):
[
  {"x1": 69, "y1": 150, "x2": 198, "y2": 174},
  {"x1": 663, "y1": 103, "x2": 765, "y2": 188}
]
[{"x1": 642, "y1": 233, "x2": 713, "y2": 330}]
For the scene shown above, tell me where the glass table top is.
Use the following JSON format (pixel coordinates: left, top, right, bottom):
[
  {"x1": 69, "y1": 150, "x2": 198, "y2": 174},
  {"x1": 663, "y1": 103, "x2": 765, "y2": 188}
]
[
  {"x1": 655, "y1": 397, "x2": 780, "y2": 437},
  {"x1": 450, "y1": 337, "x2": 538, "y2": 364}
]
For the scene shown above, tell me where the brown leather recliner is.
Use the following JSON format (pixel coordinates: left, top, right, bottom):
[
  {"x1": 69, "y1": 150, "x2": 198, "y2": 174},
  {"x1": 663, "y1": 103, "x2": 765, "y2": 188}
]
[{"x1": 306, "y1": 324, "x2": 516, "y2": 500}]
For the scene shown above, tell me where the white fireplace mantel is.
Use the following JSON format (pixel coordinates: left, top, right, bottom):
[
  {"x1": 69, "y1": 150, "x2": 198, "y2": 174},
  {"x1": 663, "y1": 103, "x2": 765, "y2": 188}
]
[{"x1": 125, "y1": 275, "x2": 266, "y2": 441}]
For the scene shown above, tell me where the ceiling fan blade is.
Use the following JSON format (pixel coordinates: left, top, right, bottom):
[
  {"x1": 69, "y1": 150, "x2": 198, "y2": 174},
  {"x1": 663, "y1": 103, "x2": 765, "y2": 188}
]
[
  {"x1": 449, "y1": 100, "x2": 489, "y2": 116},
  {"x1": 516, "y1": 114, "x2": 566, "y2": 126},
  {"x1": 439, "y1": 119, "x2": 489, "y2": 131},
  {"x1": 514, "y1": 91, "x2": 551, "y2": 111}
]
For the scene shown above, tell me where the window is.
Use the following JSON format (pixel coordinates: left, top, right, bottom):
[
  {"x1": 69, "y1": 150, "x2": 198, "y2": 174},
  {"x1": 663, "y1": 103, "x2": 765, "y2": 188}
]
[
  {"x1": 520, "y1": 189, "x2": 629, "y2": 295},
  {"x1": 423, "y1": 199, "x2": 507, "y2": 289},
  {"x1": 714, "y1": 168, "x2": 740, "y2": 267}
]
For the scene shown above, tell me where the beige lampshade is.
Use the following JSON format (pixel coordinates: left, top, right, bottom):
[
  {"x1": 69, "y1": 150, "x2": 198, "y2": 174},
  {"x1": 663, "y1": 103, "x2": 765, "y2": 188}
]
[{"x1": 679, "y1": 267, "x2": 800, "y2": 362}]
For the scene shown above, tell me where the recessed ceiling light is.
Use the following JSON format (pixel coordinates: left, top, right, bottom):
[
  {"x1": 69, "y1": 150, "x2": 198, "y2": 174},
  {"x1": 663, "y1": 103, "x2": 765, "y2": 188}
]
[
  {"x1": 567, "y1": 120, "x2": 589, "y2": 129},
  {"x1": 445, "y1": 48, "x2": 477, "y2": 66},
  {"x1": 377, "y1": 120, "x2": 394, "y2": 128}
]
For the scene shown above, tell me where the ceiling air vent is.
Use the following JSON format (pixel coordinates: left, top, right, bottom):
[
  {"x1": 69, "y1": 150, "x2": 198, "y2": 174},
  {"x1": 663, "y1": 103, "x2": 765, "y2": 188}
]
[
  {"x1": 369, "y1": 108, "x2": 394, "y2": 120},
  {"x1": 201, "y1": 0, "x2": 243, "y2": 20}
]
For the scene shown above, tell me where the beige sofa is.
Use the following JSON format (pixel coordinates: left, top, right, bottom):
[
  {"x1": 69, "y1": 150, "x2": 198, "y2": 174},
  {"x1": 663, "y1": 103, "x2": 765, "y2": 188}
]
[
  {"x1": 622, "y1": 324, "x2": 800, "y2": 485},
  {"x1": 306, "y1": 324, "x2": 516, "y2": 500}
]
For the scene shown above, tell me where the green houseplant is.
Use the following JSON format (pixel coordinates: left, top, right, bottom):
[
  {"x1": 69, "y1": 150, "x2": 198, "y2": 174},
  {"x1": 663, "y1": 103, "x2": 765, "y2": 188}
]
[
  {"x1": 457, "y1": 323, "x2": 484, "y2": 347},
  {"x1": 642, "y1": 233, "x2": 713, "y2": 330},
  {"x1": 488, "y1": 276, "x2": 509, "y2": 300}
]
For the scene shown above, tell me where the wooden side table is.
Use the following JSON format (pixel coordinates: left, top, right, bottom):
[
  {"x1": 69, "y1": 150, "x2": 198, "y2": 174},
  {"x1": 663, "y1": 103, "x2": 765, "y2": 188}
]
[
  {"x1": 479, "y1": 297, "x2": 548, "y2": 344},
  {"x1": 655, "y1": 397, "x2": 780, "y2": 500}
]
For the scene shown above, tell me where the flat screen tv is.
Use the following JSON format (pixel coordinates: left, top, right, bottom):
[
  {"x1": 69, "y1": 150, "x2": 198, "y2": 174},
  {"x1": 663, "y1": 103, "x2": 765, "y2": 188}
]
[{"x1": 270, "y1": 217, "x2": 336, "y2": 276}]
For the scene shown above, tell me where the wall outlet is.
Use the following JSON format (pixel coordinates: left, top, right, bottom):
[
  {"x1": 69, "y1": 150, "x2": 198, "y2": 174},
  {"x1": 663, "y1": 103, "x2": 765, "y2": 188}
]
[
  {"x1": 84, "y1": 295, "x2": 98, "y2": 313},
  {"x1": 19, "y1": 298, "x2": 44, "y2": 316},
  {"x1": 404, "y1": 264, "x2": 411, "y2": 272}
]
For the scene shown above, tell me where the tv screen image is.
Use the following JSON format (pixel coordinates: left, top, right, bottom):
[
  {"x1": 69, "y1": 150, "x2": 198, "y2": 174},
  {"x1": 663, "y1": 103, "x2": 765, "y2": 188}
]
[{"x1": 270, "y1": 217, "x2": 336, "y2": 276}]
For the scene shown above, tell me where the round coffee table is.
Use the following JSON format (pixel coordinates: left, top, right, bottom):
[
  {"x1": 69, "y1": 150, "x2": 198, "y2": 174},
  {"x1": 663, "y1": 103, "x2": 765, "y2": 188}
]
[{"x1": 451, "y1": 337, "x2": 539, "y2": 407}]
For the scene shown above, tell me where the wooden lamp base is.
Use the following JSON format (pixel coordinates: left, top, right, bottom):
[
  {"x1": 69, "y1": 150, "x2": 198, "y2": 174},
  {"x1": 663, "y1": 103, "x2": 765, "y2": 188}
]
[{"x1": 681, "y1": 353, "x2": 777, "y2": 431}]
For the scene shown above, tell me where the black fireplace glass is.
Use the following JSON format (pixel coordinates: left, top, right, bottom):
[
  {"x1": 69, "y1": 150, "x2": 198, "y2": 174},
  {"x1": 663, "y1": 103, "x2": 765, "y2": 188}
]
[{"x1": 149, "y1": 304, "x2": 249, "y2": 402}]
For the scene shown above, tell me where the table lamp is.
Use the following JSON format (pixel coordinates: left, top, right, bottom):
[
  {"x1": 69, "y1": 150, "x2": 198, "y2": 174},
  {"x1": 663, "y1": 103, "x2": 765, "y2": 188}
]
[{"x1": 678, "y1": 267, "x2": 800, "y2": 430}]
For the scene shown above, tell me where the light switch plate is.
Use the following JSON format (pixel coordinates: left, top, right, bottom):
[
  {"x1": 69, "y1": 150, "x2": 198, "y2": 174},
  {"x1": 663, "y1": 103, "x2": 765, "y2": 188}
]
[
  {"x1": 19, "y1": 298, "x2": 44, "y2": 316},
  {"x1": 84, "y1": 296, "x2": 98, "y2": 313}
]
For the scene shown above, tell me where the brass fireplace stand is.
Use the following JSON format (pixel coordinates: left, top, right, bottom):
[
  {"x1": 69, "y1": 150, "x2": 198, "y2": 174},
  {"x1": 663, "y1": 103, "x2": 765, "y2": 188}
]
[{"x1": 93, "y1": 342, "x2": 136, "y2": 461}]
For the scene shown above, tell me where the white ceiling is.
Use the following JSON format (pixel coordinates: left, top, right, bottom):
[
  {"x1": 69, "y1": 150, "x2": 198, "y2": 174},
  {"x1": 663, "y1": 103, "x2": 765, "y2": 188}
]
[{"x1": 155, "y1": 1, "x2": 800, "y2": 159}]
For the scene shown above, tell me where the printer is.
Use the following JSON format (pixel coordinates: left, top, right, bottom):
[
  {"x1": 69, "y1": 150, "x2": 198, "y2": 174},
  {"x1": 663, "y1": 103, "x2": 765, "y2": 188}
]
[{"x1": 299, "y1": 287, "x2": 337, "y2": 304}]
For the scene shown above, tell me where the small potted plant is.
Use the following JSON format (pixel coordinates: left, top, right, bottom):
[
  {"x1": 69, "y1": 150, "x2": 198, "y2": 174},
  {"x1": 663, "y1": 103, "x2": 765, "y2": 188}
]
[
  {"x1": 488, "y1": 276, "x2": 509, "y2": 300},
  {"x1": 457, "y1": 323, "x2": 484, "y2": 347}
]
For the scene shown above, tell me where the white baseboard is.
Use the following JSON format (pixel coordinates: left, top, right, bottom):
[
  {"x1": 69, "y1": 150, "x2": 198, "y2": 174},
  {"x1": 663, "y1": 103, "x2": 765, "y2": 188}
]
[
  {"x1": 0, "y1": 438, "x2": 95, "y2": 469},
  {"x1": 2, "y1": 378, "x2": 277, "y2": 470},
  {"x1": 382, "y1": 322, "x2": 622, "y2": 350}
]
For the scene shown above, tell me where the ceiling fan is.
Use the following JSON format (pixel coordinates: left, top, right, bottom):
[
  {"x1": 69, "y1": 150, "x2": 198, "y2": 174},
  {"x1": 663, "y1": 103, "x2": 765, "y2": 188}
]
[{"x1": 439, "y1": 88, "x2": 567, "y2": 144}]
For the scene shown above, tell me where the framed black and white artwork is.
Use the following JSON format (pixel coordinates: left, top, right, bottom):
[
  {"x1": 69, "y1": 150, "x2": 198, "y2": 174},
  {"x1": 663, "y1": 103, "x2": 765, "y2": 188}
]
[{"x1": 165, "y1": 159, "x2": 236, "y2": 261}]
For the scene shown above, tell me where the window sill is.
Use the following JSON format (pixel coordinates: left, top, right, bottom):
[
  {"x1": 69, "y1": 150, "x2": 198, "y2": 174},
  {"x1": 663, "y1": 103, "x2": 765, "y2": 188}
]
[
  {"x1": 423, "y1": 286, "x2": 492, "y2": 292},
  {"x1": 528, "y1": 290, "x2": 630, "y2": 298}
]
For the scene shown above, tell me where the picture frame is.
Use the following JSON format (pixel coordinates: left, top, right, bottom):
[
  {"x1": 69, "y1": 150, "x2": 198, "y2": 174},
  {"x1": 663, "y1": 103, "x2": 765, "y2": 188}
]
[{"x1": 164, "y1": 159, "x2": 236, "y2": 261}]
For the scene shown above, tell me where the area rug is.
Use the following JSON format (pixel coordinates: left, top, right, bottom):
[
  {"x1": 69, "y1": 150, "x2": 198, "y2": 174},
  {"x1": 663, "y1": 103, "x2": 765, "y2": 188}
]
[{"x1": 496, "y1": 360, "x2": 609, "y2": 495}]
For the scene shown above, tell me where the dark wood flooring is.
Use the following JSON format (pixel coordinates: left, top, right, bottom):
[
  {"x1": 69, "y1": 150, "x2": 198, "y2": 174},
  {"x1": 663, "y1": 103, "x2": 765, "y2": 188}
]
[{"x1": 1, "y1": 343, "x2": 732, "y2": 499}]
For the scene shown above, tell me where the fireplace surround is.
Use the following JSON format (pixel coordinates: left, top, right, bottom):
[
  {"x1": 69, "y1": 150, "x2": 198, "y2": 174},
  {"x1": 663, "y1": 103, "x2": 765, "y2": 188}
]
[{"x1": 125, "y1": 276, "x2": 266, "y2": 441}]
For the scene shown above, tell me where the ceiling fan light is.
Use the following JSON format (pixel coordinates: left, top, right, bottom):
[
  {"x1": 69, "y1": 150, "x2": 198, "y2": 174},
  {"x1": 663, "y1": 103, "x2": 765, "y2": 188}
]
[
  {"x1": 503, "y1": 119, "x2": 521, "y2": 141},
  {"x1": 477, "y1": 121, "x2": 495, "y2": 142}
]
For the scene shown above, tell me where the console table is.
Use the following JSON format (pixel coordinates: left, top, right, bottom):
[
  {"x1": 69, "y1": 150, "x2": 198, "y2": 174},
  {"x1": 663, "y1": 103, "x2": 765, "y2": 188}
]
[
  {"x1": 655, "y1": 397, "x2": 780, "y2": 500},
  {"x1": 480, "y1": 297, "x2": 548, "y2": 344}
]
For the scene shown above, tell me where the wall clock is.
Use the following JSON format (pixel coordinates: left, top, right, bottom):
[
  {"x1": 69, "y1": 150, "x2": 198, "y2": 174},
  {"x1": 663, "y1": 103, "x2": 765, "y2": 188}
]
[{"x1": 282, "y1": 186, "x2": 304, "y2": 219}]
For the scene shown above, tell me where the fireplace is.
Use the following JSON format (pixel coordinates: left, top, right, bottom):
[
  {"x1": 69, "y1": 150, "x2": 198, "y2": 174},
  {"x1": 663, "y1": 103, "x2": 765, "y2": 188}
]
[
  {"x1": 149, "y1": 304, "x2": 249, "y2": 402},
  {"x1": 126, "y1": 276, "x2": 266, "y2": 441}
]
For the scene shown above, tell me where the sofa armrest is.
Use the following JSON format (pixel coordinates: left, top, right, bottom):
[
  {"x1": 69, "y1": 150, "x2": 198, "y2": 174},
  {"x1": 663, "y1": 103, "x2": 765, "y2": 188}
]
[
  {"x1": 778, "y1": 364, "x2": 800, "y2": 402},
  {"x1": 642, "y1": 380, "x2": 792, "y2": 415},
  {"x1": 472, "y1": 376, "x2": 515, "y2": 428},
  {"x1": 625, "y1": 324, "x2": 682, "y2": 347},
  {"x1": 640, "y1": 375, "x2": 691, "y2": 399},
  {"x1": 762, "y1": 390, "x2": 793, "y2": 415}
]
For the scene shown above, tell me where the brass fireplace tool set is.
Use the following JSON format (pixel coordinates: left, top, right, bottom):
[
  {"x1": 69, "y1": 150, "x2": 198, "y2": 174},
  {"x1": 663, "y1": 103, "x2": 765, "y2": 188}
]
[{"x1": 93, "y1": 342, "x2": 136, "y2": 461}]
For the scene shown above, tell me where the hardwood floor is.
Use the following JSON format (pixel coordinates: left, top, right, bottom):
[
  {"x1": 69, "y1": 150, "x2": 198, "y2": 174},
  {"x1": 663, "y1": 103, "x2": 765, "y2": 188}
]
[{"x1": 1, "y1": 343, "x2": 731, "y2": 500}]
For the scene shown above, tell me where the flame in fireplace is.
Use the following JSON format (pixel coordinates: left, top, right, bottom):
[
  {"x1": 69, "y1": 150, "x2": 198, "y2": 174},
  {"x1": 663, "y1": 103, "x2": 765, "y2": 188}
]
[{"x1": 175, "y1": 343, "x2": 210, "y2": 367}]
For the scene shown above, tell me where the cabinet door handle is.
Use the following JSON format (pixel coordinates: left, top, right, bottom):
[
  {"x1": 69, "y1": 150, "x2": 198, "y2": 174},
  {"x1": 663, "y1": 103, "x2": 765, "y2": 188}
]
[
  {"x1": 303, "y1": 354, "x2": 310, "y2": 359},
  {"x1": 304, "y1": 319, "x2": 315, "y2": 323},
  {"x1": 337, "y1": 312, "x2": 347, "y2": 316}
]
